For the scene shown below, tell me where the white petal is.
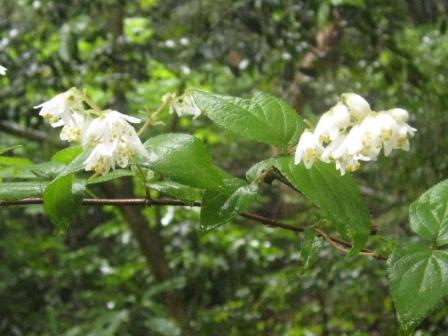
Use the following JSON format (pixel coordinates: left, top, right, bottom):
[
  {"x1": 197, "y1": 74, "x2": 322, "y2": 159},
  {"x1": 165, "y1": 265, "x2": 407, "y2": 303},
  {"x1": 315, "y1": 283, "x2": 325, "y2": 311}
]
[
  {"x1": 341, "y1": 93, "x2": 371, "y2": 120},
  {"x1": 386, "y1": 108, "x2": 409, "y2": 123}
]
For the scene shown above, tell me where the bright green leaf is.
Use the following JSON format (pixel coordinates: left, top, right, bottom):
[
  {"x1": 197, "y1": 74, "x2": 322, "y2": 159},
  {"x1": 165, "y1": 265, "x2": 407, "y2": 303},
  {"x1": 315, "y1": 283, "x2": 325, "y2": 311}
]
[
  {"x1": 273, "y1": 156, "x2": 371, "y2": 254},
  {"x1": 58, "y1": 149, "x2": 91, "y2": 177},
  {"x1": 388, "y1": 244, "x2": 448, "y2": 334},
  {"x1": 192, "y1": 90, "x2": 304, "y2": 147},
  {"x1": 144, "y1": 133, "x2": 223, "y2": 190},
  {"x1": 51, "y1": 146, "x2": 83, "y2": 164},
  {"x1": 409, "y1": 179, "x2": 448, "y2": 247},
  {"x1": 0, "y1": 156, "x2": 33, "y2": 167}
]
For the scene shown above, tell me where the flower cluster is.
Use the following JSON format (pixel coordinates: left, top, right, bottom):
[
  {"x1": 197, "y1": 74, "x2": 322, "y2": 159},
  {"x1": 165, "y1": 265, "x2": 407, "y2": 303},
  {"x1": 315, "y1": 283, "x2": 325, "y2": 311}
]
[
  {"x1": 35, "y1": 88, "x2": 150, "y2": 175},
  {"x1": 295, "y1": 93, "x2": 416, "y2": 175},
  {"x1": 0, "y1": 65, "x2": 6, "y2": 75}
]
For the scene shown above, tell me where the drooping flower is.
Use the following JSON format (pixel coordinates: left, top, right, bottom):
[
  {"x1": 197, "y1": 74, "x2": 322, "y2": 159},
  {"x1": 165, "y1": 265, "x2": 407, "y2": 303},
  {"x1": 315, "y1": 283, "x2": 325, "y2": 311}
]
[
  {"x1": 314, "y1": 103, "x2": 351, "y2": 143},
  {"x1": 294, "y1": 93, "x2": 416, "y2": 175},
  {"x1": 341, "y1": 93, "x2": 371, "y2": 121},
  {"x1": 170, "y1": 94, "x2": 202, "y2": 119},
  {"x1": 34, "y1": 88, "x2": 84, "y2": 127},
  {"x1": 0, "y1": 65, "x2": 7, "y2": 75},
  {"x1": 82, "y1": 110, "x2": 150, "y2": 175},
  {"x1": 59, "y1": 112, "x2": 90, "y2": 143},
  {"x1": 294, "y1": 130, "x2": 323, "y2": 169}
]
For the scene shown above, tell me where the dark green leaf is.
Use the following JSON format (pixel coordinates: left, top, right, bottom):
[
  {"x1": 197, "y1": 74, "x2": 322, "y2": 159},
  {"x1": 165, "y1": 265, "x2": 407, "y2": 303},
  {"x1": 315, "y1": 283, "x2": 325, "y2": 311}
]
[
  {"x1": 0, "y1": 181, "x2": 49, "y2": 200},
  {"x1": 43, "y1": 174, "x2": 84, "y2": 228},
  {"x1": 150, "y1": 181, "x2": 202, "y2": 205},
  {"x1": 409, "y1": 179, "x2": 448, "y2": 247},
  {"x1": 0, "y1": 145, "x2": 22, "y2": 156},
  {"x1": 388, "y1": 244, "x2": 448, "y2": 334},
  {"x1": 201, "y1": 179, "x2": 258, "y2": 230},
  {"x1": 245, "y1": 158, "x2": 276, "y2": 183},
  {"x1": 87, "y1": 169, "x2": 134, "y2": 185},
  {"x1": 273, "y1": 156, "x2": 371, "y2": 254},
  {"x1": 300, "y1": 228, "x2": 323, "y2": 269},
  {"x1": 192, "y1": 90, "x2": 304, "y2": 147},
  {"x1": 144, "y1": 133, "x2": 223, "y2": 190}
]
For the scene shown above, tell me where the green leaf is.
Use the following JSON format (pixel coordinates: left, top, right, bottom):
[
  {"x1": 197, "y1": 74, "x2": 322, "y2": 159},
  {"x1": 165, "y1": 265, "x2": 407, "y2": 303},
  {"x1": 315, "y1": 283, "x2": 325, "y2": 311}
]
[
  {"x1": 87, "y1": 169, "x2": 134, "y2": 185},
  {"x1": 144, "y1": 133, "x2": 223, "y2": 190},
  {"x1": 0, "y1": 181, "x2": 49, "y2": 200},
  {"x1": 409, "y1": 179, "x2": 448, "y2": 247},
  {"x1": 192, "y1": 90, "x2": 304, "y2": 147},
  {"x1": 43, "y1": 174, "x2": 84, "y2": 228},
  {"x1": 0, "y1": 156, "x2": 33, "y2": 167},
  {"x1": 150, "y1": 181, "x2": 203, "y2": 205},
  {"x1": 29, "y1": 162, "x2": 66, "y2": 179},
  {"x1": 200, "y1": 178, "x2": 258, "y2": 230},
  {"x1": 300, "y1": 229, "x2": 323, "y2": 269},
  {"x1": 245, "y1": 157, "x2": 276, "y2": 183},
  {"x1": 51, "y1": 146, "x2": 83, "y2": 164},
  {"x1": 388, "y1": 244, "x2": 448, "y2": 334},
  {"x1": 273, "y1": 156, "x2": 371, "y2": 254},
  {"x1": 330, "y1": 0, "x2": 365, "y2": 7},
  {"x1": 0, "y1": 145, "x2": 22, "y2": 156},
  {"x1": 58, "y1": 149, "x2": 91, "y2": 177}
]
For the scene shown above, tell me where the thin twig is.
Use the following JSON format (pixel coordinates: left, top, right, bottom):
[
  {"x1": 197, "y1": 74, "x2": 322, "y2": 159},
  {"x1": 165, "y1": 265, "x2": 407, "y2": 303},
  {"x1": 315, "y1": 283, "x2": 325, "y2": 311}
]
[
  {"x1": 137, "y1": 99, "x2": 170, "y2": 136},
  {"x1": 0, "y1": 197, "x2": 384, "y2": 259}
]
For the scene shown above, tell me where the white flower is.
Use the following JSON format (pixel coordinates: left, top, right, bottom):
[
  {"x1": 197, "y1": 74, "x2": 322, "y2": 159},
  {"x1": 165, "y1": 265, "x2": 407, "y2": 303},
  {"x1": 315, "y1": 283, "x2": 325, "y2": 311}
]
[
  {"x1": 341, "y1": 93, "x2": 371, "y2": 121},
  {"x1": 83, "y1": 144, "x2": 114, "y2": 176},
  {"x1": 351, "y1": 116, "x2": 382, "y2": 160},
  {"x1": 82, "y1": 110, "x2": 150, "y2": 175},
  {"x1": 320, "y1": 134, "x2": 346, "y2": 163},
  {"x1": 314, "y1": 103, "x2": 351, "y2": 143},
  {"x1": 34, "y1": 88, "x2": 83, "y2": 127},
  {"x1": 335, "y1": 156, "x2": 361, "y2": 176},
  {"x1": 170, "y1": 94, "x2": 202, "y2": 119},
  {"x1": 379, "y1": 109, "x2": 416, "y2": 154},
  {"x1": 386, "y1": 108, "x2": 409, "y2": 123},
  {"x1": 60, "y1": 112, "x2": 90, "y2": 143},
  {"x1": 294, "y1": 130, "x2": 323, "y2": 169},
  {"x1": 82, "y1": 110, "x2": 140, "y2": 146},
  {"x1": 0, "y1": 65, "x2": 7, "y2": 75},
  {"x1": 295, "y1": 95, "x2": 416, "y2": 175}
]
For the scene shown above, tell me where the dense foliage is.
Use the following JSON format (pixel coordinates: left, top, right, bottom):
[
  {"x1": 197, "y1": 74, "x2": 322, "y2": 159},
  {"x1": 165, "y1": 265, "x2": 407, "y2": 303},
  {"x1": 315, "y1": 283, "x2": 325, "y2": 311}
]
[{"x1": 2, "y1": 1, "x2": 448, "y2": 335}]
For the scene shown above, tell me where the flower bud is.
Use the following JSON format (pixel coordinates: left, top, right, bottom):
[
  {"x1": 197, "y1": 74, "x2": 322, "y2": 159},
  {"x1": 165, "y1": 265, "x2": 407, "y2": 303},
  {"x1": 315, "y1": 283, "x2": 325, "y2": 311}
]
[{"x1": 341, "y1": 93, "x2": 371, "y2": 121}]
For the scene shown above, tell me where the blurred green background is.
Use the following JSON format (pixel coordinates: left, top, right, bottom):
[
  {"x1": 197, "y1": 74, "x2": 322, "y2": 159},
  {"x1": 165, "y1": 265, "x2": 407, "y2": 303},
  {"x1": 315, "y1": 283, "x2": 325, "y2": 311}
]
[{"x1": 1, "y1": 0, "x2": 448, "y2": 335}]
